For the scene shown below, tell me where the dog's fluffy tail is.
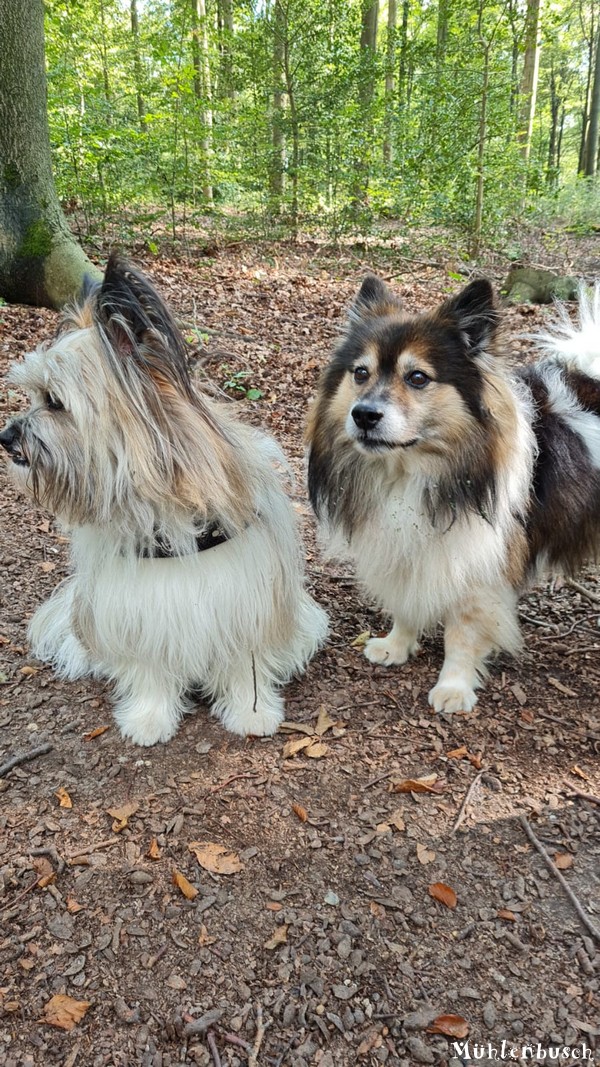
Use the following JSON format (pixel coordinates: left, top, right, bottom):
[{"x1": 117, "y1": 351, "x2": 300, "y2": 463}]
[{"x1": 538, "y1": 283, "x2": 600, "y2": 379}]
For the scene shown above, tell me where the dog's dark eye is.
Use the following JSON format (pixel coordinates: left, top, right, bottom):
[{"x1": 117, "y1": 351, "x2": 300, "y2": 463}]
[
  {"x1": 405, "y1": 370, "x2": 430, "y2": 389},
  {"x1": 353, "y1": 366, "x2": 370, "y2": 384},
  {"x1": 45, "y1": 392, "x2": 64, "y2": 411}
]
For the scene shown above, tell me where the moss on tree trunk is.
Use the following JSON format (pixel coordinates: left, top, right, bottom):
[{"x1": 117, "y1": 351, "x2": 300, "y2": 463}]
[{"x1": 0, "y1": 0, "x2": 102, "y2": 309}]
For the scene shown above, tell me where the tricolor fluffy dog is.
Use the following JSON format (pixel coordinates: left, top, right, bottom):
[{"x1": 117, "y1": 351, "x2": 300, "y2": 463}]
[
  {"x1": 0, "y1": 255, "x2": 327, "y2": 745},
  {"x1": 307, "y1": 276, "x2": 600, "y2": 715}
]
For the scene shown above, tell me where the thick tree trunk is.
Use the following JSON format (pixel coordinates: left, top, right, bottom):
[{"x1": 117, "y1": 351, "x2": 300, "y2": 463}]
[
  {"x1": 517, "y1": 0, "x2": 543, "y2": 164},
  {"x1": 0, "y1": 0, "x2": 101, "y2": 309}
]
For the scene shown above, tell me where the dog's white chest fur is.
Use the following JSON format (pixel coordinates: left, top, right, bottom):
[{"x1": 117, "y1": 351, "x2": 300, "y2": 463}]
[{"x1": 340, "y1": 475, "x2": 511, "y2": 631}]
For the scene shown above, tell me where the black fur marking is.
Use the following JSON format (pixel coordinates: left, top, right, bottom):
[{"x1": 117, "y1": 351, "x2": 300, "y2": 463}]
[
  {"x1": 520, "y1": 366, "x2": 600, "y2": 573},
  {"x1": 95, "y1": 252, "x2": 194, "y2": 399}
]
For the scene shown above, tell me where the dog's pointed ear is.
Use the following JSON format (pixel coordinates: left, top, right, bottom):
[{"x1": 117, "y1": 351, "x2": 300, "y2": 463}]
[
  {"x1": 348, "y1": 274, "x2": 402, "y2": 325},
  {"x1": 96, "y1": 252, "x2": 192, "y2": 395},
  {"x1": 439, "y1": 278, "x2": 500, "y2": 353}
]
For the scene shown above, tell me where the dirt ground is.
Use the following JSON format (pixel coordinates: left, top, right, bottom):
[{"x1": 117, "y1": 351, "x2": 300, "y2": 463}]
[{"x1": 1, "y1": 229, "x2": 599, "y2": 1067}]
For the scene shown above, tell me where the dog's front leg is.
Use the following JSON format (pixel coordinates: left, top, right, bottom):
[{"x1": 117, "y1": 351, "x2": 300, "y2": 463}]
[
  {"x1": 28, "y1": 579, "x2": 94, "y2": 681},
  {"x1": 428, "y1": 585, "x2": 520, "y2": 714},
  {"x1": 364, "y1": 620, "x2": 420, "y2": 666},
  {"x1": 112, "y1": 666, "x2": 187, "y2": 746}
]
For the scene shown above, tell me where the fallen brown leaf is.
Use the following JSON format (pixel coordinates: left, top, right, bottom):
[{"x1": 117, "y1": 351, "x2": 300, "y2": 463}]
[
  {"x1": 427, "y1": 1013, "x2": 469, "y2": 1038},
  {"x1": 315, "y1": 705, "x2": 336, "y2": 736},
  {"x1": 19, "y1": 665, "x2": 38, "y2": 677},
  {"x1": 390, "y1": 774, "x2": 444, "y2": 794},
  {"x1": 416, "y1": 843, "x2": 436, "y2": 865},
  {"x1": 570, "y1": 764, "x2": 591, "y2": 782},
  {"x1": 55, "y1": 787, "x2": 73, "y2": 809},
  {"x1": 106, "y1": 801, "x2": 139, "y2": 832},
  {"x1": 497, "y1": 908, "x2": 517, "y2": 922},
  {"x1": 32, "y1": 856, "x2": 55, "y2": 888},
  {"x1": 189, "y1": 841, "x2": 244, "y2": 875},
  {"x1": 357, "y1": 1028, "x2": 382, "y2": 1056},
  {"x1": 40, "y1": 994, "x2": 91, "y2": 1031},
  {"x1": 264, "y1": 925, "x2": 288, "y2": 950},
  {"x1": 351, "y1": 630, "x2": 371, "y2": 647},
  {"x1": 82, "y1": 726, "x2": 110, "y2": 741},
  {"x1": 172, "y1": 869, "x2": 198, "y2": 900},
  {"x1": 282, "y1": 736, "x2": 314, "y2": 758},
  {"x1": 146, "y1": 838, "x2": 161, "y2": 860},
  {"x1": 291, "y1": 802, "x2": 308, "y2": 822},
  {"x1": 305, "y1": 740, "x2": 328, "y2": 758},
  {"x1": 554, "y1": 852, "x2": 574, "y2": 870},
  {"x1": 428, "y1": 882, "x2": 458, "y2": 909}
]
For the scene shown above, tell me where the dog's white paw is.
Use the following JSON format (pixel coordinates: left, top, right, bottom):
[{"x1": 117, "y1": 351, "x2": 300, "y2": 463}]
[
  {"x1": 428, "y1": 681, "x2": 478, "y2": 714},
  {"x1": 364, "y1": 634, "x2": 418, "y2": 666},
  {"x1": 213, "y1": 690, "x2": 284, "y2": 737},
  {"x1": 117, "y1": 714, "x2": 180, "y2": 747}
]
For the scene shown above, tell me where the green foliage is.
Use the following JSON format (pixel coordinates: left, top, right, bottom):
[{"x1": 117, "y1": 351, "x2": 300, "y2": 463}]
[
  {"x1": 42, "y1": 0, "x2": 600, "y2": 245},
  {"x1": 220, "y1": 366, "x2": 263, "y2": 401}
]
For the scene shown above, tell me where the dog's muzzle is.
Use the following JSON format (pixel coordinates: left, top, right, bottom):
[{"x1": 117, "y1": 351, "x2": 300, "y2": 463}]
[{"x1": 0, "y1": 421, "x2": 28, "y2": 466}]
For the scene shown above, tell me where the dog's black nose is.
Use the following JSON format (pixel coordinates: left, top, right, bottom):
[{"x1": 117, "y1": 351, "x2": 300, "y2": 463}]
[
  {"x1": 0, "y1": 424, "x2": 18, "y2": 453},
  {"x1": 351, "y1": 404, "x2": 384, "y2": 432}
]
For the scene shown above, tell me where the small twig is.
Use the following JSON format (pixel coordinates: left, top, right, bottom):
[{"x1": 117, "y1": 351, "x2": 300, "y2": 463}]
[
  {"x1": 562, "y1": 781, "x2": 600, "y2": 807},
  {"x1": 566, "y1": 577, "x2": 600, "y2": 605},
  {"x1": 223, "y1": 1033, "x2": 252, "y2": 1052},
  {"x1": 67, "y1": 837, "x2": 120, "y2": 861},
  {"x1": 519, "y1": 814, "x2": 600, "y2": 942},
  {"x1": 146, "y1": 942, "x2": 169, "y2": 970},
  {"x1": 362, "y1": 771, "x2": 393, "y2": 791},
  {"x1": 251, "y1": 652, "x2": 257, "y2": 716},
  {"x1": 0, "y1": 876, "x2": 41, "y2": 914},
  {"x1": 0, "y1": 742, "x2": 53, "y2": 779},
  {"x1": 452, "y1": 770, "x2": 484, "y2": 833},
  {"x1": 207, "y1": 1031, "x2": 222, "y2": 1067},
  {"x1": 205, "y1": 772, "x2": 263, "y2": 796},
  {"x1": 248, "y1": 1003, "x2": 270, "y2": 1067}
]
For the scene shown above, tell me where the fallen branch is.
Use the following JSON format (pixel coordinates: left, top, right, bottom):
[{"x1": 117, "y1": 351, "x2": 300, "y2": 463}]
[
  {"x1": 248, "y1": 1003, "x2": 270, "y2": 1067},
  {"x1": 0, "y1": 742, "x2": 53, "y2": 779},
  {"x1": 519, "y1": 814, "x2": 600, "y2": 942},
  {"x1": 565, "y1": 577, "x2": 600, "y2": 605},
  {"x1": 182, "y1": 1009, "x2": 223, "y2": 1039},
  {"x1": 562, "y1": 781, "x2": 600, "y2": 807},
  {"x1": 67, "y1": 837, "x2": 121, "y2": 861},
  {"x1": 452, "y1": 770, "x2": 484, "y2": 833}
]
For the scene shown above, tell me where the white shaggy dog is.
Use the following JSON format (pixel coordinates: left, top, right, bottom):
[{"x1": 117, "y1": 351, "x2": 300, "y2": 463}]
[{"x1": 1, "y1": 255, "x2": 327, "y2": 745}]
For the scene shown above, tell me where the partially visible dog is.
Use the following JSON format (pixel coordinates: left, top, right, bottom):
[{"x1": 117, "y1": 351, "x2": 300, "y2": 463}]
[
  {"x1": 1, "y1": 255, "x2": 327, "y2": 745},
  {"x1": 307, "y1": 276, "x2": 600, "y2": 715}
]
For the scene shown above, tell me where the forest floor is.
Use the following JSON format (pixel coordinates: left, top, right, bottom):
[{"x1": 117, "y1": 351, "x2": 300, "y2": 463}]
[{"x1": 0, "y1": 223, "x2": 599, "y2": 1067}]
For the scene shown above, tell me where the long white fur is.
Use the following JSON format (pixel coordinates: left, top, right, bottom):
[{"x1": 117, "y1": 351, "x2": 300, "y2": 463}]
[{"x1": 25, "y1": 431, "x2": 328, "y2": 746}]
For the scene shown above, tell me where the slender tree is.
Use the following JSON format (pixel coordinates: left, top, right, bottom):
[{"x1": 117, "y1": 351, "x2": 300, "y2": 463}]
[
  {"x1": 0, "y1": 0, "x2": 100, "y2": 308},
  {"x1": 190, "y1": 0, "x2": 214, "y2": 205},
  {"x1": 383, "y1": 0, "x2": 398, "y2": 164},
  {"x1": 130, "y1": 0, "x2": 146, "y2": 129},
  {"x1": 584, "y1": 23, "x2": 600, "y2": 173},
  {"x1": 518, "y1": 0, "x2": 543, "y2": 163}
]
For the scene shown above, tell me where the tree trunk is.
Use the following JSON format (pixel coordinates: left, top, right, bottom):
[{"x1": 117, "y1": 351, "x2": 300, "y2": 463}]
[
  {"x1": 472, "y1": 40, "x2": 490, "y2": 256},
  {"x1": 383, "y1": 0, "x2": 397, "y2": 165},
  {"x1": 218, "y1": 0, "x2": 235, "y2": 99},
  {"x1": 130, "y1": 0, "x2": 146, "y2": 130},
  {"x1": 584, "y1": 26, "x2": 600, "y2": 175},
  {"x1": 352, "y1": 0, "x2": 379, "y2": 206},
  {"x1": 517, "y1": 0, "x2": 543, "y2": 164},
  {"x1": 578, "y1": 7, "x2": 595, "y2": 173},
  {"x1": 0, "y1": 0, "x2": 101, "y2": 309},
  {"x1": 190, "y1": 0, "x2": 214, "y2": 205},
  {"x1": 269, "y1": 1, "x2": 285, "y2": 213}
]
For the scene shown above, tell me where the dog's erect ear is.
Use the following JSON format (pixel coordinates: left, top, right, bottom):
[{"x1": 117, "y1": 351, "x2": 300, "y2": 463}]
[
  {"x1": 439, "y1": 278, "x2": 500, "y2": 353},
  {"x1": 95, "y1": 252, "x2": 193, "y2": 396},
  {"x1": 348, "y1": 274, "x2": 402, "y2": 325}
]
